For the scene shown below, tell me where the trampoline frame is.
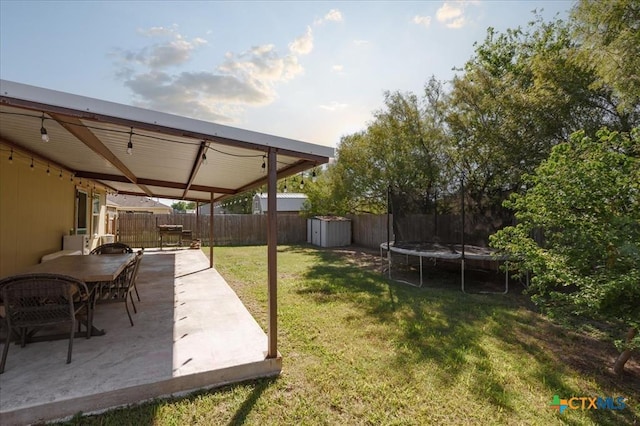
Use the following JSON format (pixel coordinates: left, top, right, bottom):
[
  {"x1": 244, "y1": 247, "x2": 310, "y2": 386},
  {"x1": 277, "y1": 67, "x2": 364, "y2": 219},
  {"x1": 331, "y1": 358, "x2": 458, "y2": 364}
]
[{"x1": 380, "y1": 241, "x2": 510, "y2": 294}]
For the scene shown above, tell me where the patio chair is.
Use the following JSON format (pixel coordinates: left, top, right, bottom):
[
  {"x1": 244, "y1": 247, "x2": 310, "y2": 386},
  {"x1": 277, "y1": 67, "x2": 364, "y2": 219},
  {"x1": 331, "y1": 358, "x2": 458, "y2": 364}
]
[
  {"x1": 0, "y1": 273, "x2": 90, "y2": 374},
  {"x1": 90, "y1": 242, "x2": 133, "y2": 255},
  {"x1": 95, "y1": 250, "x2": 143, "y2": 326},
  {"x1": 91, "y1": 244, "x2": 142, "y2": 302}
]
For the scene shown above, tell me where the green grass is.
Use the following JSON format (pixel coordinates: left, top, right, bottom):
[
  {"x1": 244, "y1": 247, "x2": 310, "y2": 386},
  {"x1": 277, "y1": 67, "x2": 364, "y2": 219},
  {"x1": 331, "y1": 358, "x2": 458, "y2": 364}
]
[{"x1": 62, "y1": 245, "x2": 639, "y2": 425}]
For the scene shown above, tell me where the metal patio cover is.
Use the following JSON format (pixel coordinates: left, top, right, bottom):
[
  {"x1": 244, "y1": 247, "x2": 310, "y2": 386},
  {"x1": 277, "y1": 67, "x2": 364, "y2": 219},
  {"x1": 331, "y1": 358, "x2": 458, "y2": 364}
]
[{"x1": 0, "y1": 80, "x2": 334, "y2": 202}]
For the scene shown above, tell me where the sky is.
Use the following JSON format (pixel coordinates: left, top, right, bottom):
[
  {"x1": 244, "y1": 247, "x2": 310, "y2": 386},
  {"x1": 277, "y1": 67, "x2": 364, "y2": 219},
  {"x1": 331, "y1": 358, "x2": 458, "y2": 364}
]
[{"x1": 0, "y1": 1, "x2": 574, "y2": 149}]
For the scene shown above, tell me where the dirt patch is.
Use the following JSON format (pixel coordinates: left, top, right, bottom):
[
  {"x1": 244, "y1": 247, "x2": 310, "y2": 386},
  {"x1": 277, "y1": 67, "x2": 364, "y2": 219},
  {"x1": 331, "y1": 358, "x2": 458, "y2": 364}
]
[{"x1": 328, "y1": 246, "x2": 385, "y2": 273}]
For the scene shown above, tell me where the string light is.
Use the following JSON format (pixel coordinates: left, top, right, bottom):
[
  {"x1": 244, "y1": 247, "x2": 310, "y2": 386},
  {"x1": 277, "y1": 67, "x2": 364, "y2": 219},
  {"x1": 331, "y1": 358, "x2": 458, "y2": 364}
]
[
  {"x1": 59, "y1": 170, "x2": 63, "y2": 180},
  {"x1": 40, "y1": 113, "x2": 49, "y2": 142},
  {"x1": 300, "y1": 173, "x2": 304, "y2": 189},
  {"x1": 202, "y1": 152, "x2": 208, "y2": 165},
  {"x1": 46, "y1": 164, "x2": 51, "y2": 176},
  {"x1": 127, "y1": 127, "x2": 133, "y2": 155},
  {"x1": 312, "y1": 169, "x2": 317, "y2": 183},
  {"x1": 30, "y1": 157, "x2": 34, "y2": 171},
  {"x1": 261, "y1": 155, "x2": 266, "y2": 172},
  {"x1": 8, "y1": 148, "x2": 13, "y2": 164},
  {"x1": 283, "y1": 178, "x2": 288, "y2": 193},
  {"x1": 2, "y1": 111, "x2": 302, "y2": 169}
]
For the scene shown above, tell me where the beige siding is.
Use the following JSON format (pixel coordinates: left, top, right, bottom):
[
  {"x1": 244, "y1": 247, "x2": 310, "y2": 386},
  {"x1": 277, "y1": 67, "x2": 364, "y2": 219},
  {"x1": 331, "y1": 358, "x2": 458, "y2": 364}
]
[
  {"x1": 0, "y1": 160, "x2": 75, "y2": 276},
  {"x1": 0, "y1": 155, "x2": 108, "y2": 276}
]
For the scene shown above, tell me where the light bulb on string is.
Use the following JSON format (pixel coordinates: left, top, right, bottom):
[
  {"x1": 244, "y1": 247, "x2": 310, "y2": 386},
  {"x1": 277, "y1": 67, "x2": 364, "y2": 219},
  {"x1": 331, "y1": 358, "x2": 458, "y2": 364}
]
[
  {"x1": 261, "y1": 155, "x2": 266, "y2": 172},
  {"x1": 127, "y1": 127, "x2": 133, "y2": 155},
  {"x1": 312, "y1": 169, "x2": 317, "y2": 183},
  {"x1": 59, "y1": 170, "x2": 63, "y2": 180},
  {"x1": 40, "y1": 113, "x2": 49, "y2": 142},
  {"x1": 300, "y1": 175, "x2": 304, "y2": 190},
  {"x1": 8, "y1": 148, "x2": 13, "y2": 164},
  {"x1": 46, "y1": 164, "x2": 51, "y2": 176},
  {"x1": 202, "y1": 152, "x2": 208, "y2": 165},
  {"x1": 30, "y1": 157, "x2": 34, "y2": 171},
  {"x1": 283, "y1": 179, "x2": 288, "y2": 193}
]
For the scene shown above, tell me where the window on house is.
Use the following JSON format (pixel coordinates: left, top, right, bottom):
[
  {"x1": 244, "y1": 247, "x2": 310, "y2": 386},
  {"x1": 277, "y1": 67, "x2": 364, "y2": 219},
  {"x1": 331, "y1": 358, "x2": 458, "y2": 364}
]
[
  {"x1": 76, "y1": 190, "x2": 88, "y2": 234},
  {"x1": 92, "y1": 194, "x2": 101, "y2": 236}
]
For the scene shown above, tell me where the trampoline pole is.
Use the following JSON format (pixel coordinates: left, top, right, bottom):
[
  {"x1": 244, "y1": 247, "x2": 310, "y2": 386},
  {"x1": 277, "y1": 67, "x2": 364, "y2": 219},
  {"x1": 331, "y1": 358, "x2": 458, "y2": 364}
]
[
  {"x1": 504, "y1": 261, "x2": 509, "y2": 294},
  {"x1": 461, "y1": 172, "x2": 466, "y2": 293},
  {"x1": 461, "y1": 259, "x2": 465, "y2": 293},
  {"x1": 387, "y1": 185, "x2": 391, "y2": 279}
]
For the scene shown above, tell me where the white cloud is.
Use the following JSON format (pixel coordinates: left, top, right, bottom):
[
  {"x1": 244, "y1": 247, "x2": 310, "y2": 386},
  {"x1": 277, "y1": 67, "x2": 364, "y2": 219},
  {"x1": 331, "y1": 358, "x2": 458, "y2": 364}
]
[
  {"x1": 137, "y1": 25, "x2": 177, "y2": 37},
  {"x1": 315, "y1": 9, "x2": 343, "y2": 25},
  {"x1": 121, "y1": 27, "x2": 207, "y2": 69},
  {"x1": 353, "y1": 39, "x2": 370, "y2": 47},
  {"x1": 114, "y1": 9, "x2": 343, "y2": 124},
  {"x1": 114, "y1": 20, "x2": 321, "y2": 123},
  {"x1": 219, "y1": 44, "x2": 304, "y2": 85},
  {"x1": 319, "y1": 101, "x2": 348, "y2": 111},
  {"x1": 124, "y1": 70, "x2": 265, "y2": 122},
  {"x1": 324, "y1": 9, "x2": 343, "y2": 23},
  {"x1": 436, "y1": 1, "x2": 479, "y2": 29},
  {"x1": 288, "y1": 26, "x2": 314, "y2": 55},
  {"x1": 412, "y1": 15, "x2": 432, "y2": 28},
  {"x1": 436, "y1": 2, "x2": 463, "y2": 22}
]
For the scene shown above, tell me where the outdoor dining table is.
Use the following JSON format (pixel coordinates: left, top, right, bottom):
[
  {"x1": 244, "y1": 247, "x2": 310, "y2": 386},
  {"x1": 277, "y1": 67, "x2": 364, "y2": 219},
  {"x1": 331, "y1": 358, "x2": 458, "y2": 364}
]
[{"x1": 8, "y1": 253, "x2": 136, "y2": 339}]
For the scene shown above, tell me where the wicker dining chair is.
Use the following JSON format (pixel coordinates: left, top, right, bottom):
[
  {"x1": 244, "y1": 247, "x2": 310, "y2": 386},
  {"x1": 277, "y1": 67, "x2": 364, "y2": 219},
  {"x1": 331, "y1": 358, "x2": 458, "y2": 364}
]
[
  {"x1": 95, "y1": 250, "x2": 143, "y2": 326},
  {"x1": 0, "y1": 273, "x2": 90, "y2": 374},
  {"x1": 90, "y1": 244, "x2": 142, "y2": 302},
  {"x1": 90, "y1": 242, "x2": 133, "y2": 255}
]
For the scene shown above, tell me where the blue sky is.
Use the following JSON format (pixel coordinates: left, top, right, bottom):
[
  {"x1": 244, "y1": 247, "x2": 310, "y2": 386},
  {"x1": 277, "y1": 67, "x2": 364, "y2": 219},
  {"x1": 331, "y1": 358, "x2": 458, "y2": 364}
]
[{"x1": 1, "y1": 1, "x2": 573, "y2": 149}]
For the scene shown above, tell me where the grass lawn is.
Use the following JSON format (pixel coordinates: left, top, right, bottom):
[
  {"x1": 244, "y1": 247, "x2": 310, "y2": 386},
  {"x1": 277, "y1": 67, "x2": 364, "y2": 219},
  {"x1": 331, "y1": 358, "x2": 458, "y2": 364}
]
[{"x1": 63, "y1": 245, "x2": 638, "y2": 425}]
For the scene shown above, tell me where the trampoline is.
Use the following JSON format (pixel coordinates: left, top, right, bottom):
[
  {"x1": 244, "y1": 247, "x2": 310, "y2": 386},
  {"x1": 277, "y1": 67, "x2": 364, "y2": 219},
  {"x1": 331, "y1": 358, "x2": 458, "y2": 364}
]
[
  {"x1": 380, "y1": 241, "x2": 511, "y2": 293},
  {"x1": 381, "y1": 170, "x2": 527, "y2": 293}
]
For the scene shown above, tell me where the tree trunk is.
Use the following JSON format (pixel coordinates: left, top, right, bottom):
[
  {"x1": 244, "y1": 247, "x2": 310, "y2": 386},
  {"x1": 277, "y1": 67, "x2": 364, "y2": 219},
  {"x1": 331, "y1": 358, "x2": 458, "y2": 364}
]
[{"x1": 613, "y1": 327, "x2": 637, "y2": 375}]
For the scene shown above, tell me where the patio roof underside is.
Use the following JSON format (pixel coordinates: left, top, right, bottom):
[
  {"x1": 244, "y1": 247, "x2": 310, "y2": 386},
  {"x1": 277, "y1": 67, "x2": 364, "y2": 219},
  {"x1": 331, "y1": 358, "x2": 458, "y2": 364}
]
[{"x1": 0, "y1": 81, "x2": 333, "y2": 203}]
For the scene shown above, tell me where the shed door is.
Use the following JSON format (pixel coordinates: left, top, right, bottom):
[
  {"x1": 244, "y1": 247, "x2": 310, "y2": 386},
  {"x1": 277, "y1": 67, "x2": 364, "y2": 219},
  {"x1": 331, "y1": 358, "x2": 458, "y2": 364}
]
[{"x1": 311, "y1": 219, "x2": 321, "y2": 246}]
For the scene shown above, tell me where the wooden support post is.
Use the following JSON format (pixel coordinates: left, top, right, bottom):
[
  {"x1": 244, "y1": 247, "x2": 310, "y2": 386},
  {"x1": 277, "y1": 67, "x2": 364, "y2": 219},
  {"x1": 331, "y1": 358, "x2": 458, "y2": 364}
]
[{"x1": 267, "y1": 147, "x2": 278, "y2": 358}]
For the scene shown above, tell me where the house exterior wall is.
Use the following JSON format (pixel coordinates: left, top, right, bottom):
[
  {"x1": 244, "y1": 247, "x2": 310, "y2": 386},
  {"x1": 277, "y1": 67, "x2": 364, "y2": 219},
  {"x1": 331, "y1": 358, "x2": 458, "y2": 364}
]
[{"x1": 0, "y1": 158, "x2": 107, "y2": 276}]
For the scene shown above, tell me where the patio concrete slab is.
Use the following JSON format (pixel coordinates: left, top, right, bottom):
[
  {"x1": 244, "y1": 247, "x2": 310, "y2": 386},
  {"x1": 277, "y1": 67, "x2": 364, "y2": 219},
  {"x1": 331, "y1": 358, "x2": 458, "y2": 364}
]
[{"x1": 0, "y1": 249, "x2": 281, "y2": 425}]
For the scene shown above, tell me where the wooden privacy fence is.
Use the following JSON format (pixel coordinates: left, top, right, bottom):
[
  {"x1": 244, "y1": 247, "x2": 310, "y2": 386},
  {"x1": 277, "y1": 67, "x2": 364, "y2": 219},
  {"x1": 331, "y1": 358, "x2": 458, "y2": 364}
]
[
  {"x1": 116, "y1": 213, "x2": 307, "y2": 248},
  {"x1": 115, "y1": 213, "x2": 506, "y2": 249},
  {"x1": 348, "y1": 214, "x2": 393, "y2": 249},
  {"x1": 349, "y1": 213, "x2": 493, "y2": 248}
]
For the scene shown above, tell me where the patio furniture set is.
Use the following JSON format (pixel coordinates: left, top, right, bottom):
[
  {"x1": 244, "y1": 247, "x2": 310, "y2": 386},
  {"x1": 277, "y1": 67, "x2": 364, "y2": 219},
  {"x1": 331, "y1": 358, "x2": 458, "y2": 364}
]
[{"x1": 0, "y1": 243, "x2": 143, "y2": 373}]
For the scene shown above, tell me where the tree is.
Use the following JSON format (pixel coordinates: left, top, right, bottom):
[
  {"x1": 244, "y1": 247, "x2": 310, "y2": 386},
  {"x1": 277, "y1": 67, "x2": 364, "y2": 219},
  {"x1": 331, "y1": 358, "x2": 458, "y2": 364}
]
[
  {"x1": 446, "y1": 15, "x2": 608, "y2": 217},
  {"x1": 171, "y1": 201, "x2": 187, "y2": 212},
  {"x1": 571, "y1": 0, "x2": 640, "y2": 119},
  {"x1": 171, "y1": 201, "x2": 196, "y2": 212},
  {"x1": 490, "y1": 127, "x2": 640, "y2": 374},
  {"x1": 306, "y1": 79, "x2": 451, "y2": 219}
]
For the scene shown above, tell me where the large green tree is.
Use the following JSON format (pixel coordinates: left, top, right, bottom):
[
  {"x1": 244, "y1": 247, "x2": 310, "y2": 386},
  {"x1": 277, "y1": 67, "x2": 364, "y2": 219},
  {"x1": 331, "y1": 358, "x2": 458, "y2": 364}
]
[
  {"x1": 308, "y1": 79, "x2": 451, "y2": 219},
  {"x1": 571, "y1": 0, "x2": 640, "y2": 120},
  {"x1": 446, "y1": 14, "x2": 608, "y2": 218},
  {"x1": 490, "y1": 128, "x2": 640, "y2": 374}
]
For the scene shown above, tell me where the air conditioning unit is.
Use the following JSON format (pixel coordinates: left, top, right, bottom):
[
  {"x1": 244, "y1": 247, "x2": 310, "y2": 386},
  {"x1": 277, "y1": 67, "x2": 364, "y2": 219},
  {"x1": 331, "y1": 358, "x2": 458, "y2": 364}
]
[{"x1": 63, "y1": 235, "x2": 90, "y2": 255}]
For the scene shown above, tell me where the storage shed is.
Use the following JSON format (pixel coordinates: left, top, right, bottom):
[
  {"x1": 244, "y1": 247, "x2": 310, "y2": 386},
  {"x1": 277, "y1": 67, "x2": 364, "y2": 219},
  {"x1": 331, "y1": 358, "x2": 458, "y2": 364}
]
[{"x1": 307, "y1": 216, "x2": 351, "y2": 247}]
